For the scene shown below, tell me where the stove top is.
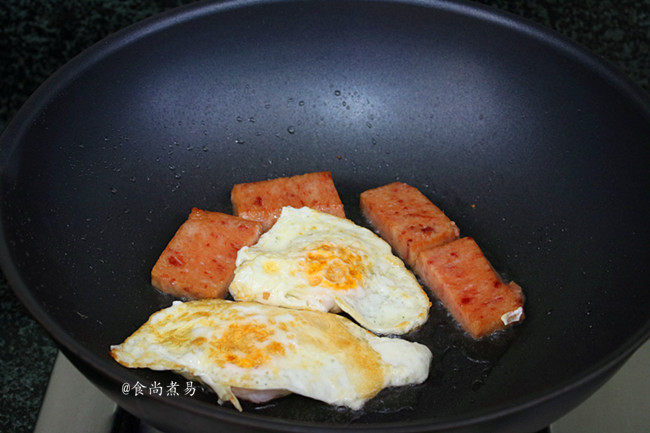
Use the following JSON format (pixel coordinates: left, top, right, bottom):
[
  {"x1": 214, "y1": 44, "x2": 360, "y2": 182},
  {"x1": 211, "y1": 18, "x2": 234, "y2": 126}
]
[{"x1": 34, "y1": 342, "x2": 649, "y2": 433}]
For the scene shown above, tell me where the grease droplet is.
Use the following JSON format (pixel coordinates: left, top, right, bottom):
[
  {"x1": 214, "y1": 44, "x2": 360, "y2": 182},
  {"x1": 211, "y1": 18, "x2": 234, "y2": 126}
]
[
  {"x1": 334, "y1": 90, "x2": 341, "y2": 96},
  {"x1": 287, "y1": 126, "x2": 295, "y2": 134},
  {"x1": 236, "y1": 116, "x2": 243, "y2": 122}
]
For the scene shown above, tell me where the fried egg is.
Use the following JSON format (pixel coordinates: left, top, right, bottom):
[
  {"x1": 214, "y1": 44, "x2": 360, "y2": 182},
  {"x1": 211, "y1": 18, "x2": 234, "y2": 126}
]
[
  {"x1": 110, "y1": 300, "x2": 432, "y2": 410},
  {"x1": 229, "y1": 206, "x2": 430, "y2": 335}
]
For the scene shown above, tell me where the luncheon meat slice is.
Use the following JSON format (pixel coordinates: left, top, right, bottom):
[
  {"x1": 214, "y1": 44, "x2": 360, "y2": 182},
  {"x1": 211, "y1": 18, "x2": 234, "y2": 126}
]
[
  {"x1": 151, "y1": 208, "x2": 262, "y2": 299},
  {"x1": 231, "y1": 171, "x2": 345, "y2": 231},
  {"x1": 360, "y1": 182, "x2": 459, "y2": 267},
  {"x1": 415, "y1": 237, "x2": 524, "y2": 338}
]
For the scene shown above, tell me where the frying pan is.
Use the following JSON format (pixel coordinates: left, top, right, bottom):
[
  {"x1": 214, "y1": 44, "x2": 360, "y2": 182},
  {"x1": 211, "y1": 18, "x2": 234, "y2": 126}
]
[{"x1": 1, "y1": 0, "x2": 648, "y2": 432}]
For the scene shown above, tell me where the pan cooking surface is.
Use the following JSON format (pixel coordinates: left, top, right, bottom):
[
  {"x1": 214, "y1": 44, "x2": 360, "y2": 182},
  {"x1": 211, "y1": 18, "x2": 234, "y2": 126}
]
[{"x1": 1, "y1": 0, "x2": 648, "y2": 430}]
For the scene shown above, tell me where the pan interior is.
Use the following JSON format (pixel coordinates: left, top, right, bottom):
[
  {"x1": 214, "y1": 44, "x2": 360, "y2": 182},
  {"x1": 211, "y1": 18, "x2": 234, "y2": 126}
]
[{"x1": 1, "y1": 0, "x2": 649, "y2": 426}]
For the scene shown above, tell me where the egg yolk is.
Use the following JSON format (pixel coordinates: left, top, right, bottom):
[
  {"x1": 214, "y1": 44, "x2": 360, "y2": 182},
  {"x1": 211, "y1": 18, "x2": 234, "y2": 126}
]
[
  {"x1": 209, "y1": 322, "x2": 285, "y2": 369},
  {"x1": 302, "y1": 244, "x2": 364, "y2": 290}
]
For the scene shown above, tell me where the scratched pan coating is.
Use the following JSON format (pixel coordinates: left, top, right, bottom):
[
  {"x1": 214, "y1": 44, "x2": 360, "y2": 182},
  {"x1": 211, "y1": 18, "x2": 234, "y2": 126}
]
[{"x1": 1, "y1": 1, "x2": 648, "y2": 432}]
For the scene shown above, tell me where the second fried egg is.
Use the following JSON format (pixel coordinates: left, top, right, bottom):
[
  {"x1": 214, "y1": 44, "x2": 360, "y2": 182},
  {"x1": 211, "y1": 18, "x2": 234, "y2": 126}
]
[{"x1": 229, "y1": 206, "x2": 430, "y2": 334}]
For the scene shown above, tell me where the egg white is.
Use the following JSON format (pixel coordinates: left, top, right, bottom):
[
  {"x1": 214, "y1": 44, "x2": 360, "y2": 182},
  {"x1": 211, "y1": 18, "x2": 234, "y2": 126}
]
[
  {"x1": 229, "y1": 206, "x2": 430, "y2": 335},
  {"x1": 111, "y1": 300, "x2": 432, "y2": 410}
]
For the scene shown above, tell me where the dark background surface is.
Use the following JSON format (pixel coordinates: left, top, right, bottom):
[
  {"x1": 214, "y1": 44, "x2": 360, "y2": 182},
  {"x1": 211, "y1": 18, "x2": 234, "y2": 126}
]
[{"x1": 0, "y1": 1, "x2": 648, "y2": 432}]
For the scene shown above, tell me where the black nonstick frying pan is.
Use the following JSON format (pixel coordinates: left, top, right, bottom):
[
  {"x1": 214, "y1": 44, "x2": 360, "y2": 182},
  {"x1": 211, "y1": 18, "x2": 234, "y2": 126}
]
[{"x1": 1, "y1": 0, "x2": 648, "y2": 432}]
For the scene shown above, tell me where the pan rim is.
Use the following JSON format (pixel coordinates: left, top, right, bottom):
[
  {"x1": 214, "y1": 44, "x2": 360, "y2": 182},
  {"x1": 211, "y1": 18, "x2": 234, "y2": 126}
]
[{"x1": 1, "y1": 0, "x2": 649, "y2": 431}]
